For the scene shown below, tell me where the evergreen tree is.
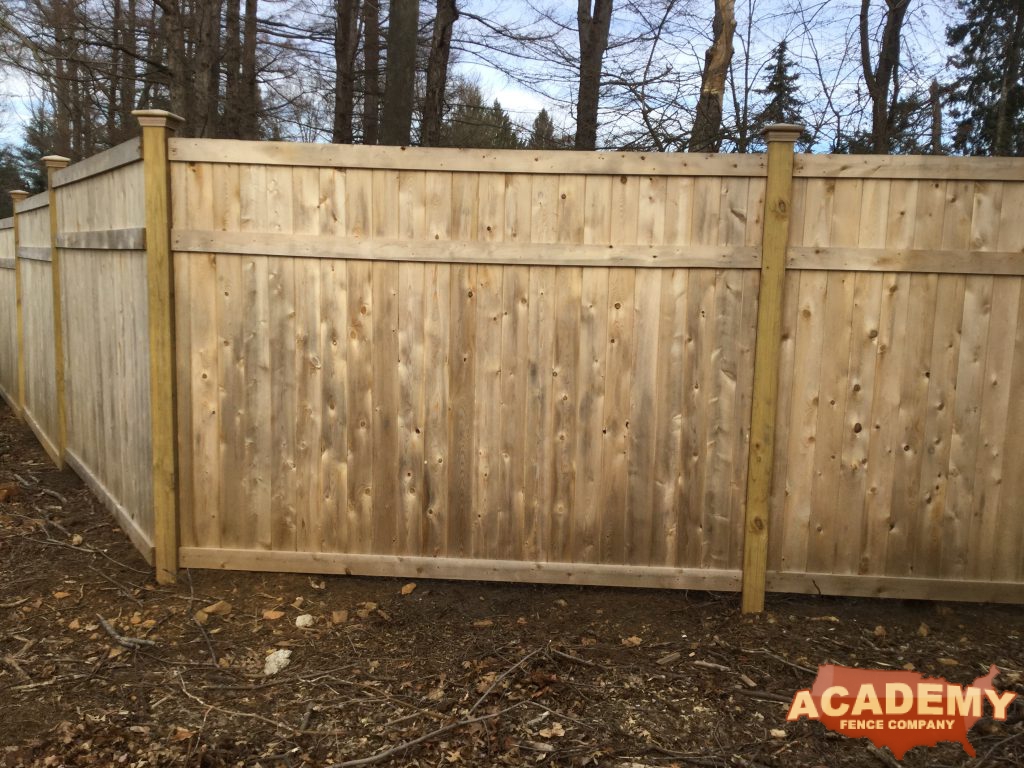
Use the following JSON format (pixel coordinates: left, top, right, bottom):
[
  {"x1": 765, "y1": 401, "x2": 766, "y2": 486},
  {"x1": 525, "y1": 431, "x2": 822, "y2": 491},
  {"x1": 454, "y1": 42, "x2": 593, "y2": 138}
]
[
  {"x1": 750, "y1": 41, "x2": 812, "y2": 150},
  {"x1": 441, "y1": 82, "x2": 522, "y2": 149},
  {"x1": 947, "y1": 0, "x2": 1024, "y2": 156},
  {"x1": 0, "y1": 148, "x2": 27, "y2": 218},
  {"x1": 528, "y1": 109, "x2": 558, "y2": 149},
  {"x1": 14, "y1": 109, "x2": 55, "y2": 194}
]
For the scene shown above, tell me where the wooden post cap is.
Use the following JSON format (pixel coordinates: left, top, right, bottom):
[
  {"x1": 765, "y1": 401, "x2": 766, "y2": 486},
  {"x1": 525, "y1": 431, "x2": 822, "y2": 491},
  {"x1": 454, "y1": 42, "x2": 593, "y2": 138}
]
[
  {"x1": 41, "y1": 155, "x2": 71, "y2": 169},
  {"x1": 133, "y1": 109, "x2": 186, "y2": 129},
  {"x1": 9, "y1": 190, "x2": 29, "y2": 201},
  {"x1": 763, "y1": 124, "x2": 804, "y2": 143}
]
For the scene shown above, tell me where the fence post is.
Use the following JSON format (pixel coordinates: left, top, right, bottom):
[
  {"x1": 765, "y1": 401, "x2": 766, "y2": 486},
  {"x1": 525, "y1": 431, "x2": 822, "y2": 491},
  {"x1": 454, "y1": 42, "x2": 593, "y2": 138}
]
[
  {"x1": 741, "y1": 124, "x2": 802, "y2": 614},
  {"x1": 9, "y1": 190, "x2": 29, "y2": 417},
  {"x1": 134, "y1": 109, "x2": 184, "y2": 584},
  {"x1": 42, "y1": 156, "x2": 71, "y2": 468}
]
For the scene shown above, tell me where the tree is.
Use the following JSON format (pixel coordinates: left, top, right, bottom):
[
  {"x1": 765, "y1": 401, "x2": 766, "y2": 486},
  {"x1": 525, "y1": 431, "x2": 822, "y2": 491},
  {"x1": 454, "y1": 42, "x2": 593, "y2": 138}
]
[
  {"x1": 690, "y1": 0, "x2": 736, "y2": 152},
  {"x1": 332, "y1": 0, "x2": 360, "y2": 143},
  {"x1": 575, "y1": 0, "x2": 613, "y2": 150},
  {"x1": 441, "y1": 81, "x2": 521, "y2": 149},
  {"x1": 528, "y1": 108, "x2": 558, "y2": 149},
  {"x1": 422, "y1": 0, "x2": 459, "y2": 147},
  {"x1": 0, "y1": 147, "x2": 27, "y2": 218},
  {"x1": 750, "y1": 40, "x2": 812, "y2": 150},
  {"x1": 380, "y1": 0, "x2": 419, "y2": 145},
  {"x1": 362, "y1": 0, "x2": 381, "y2": 144},
  {"x1": 859, "y1": 0, "x2": 912, "y2": 153},
  {"x1": 947, "y1": 0, "x2": 1024, "y2": 156}
]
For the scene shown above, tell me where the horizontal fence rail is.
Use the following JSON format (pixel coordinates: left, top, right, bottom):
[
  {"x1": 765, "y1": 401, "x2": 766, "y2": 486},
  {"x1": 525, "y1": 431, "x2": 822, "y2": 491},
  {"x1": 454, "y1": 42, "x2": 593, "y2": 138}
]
[{"x1": 2, "y1": 117, "x2": 1023, "y2": 609}]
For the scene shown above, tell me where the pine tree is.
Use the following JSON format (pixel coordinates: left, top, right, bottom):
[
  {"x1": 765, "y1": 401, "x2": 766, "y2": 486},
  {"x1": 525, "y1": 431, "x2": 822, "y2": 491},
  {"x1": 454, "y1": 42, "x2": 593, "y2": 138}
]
[
  {"x1": 441, "y1": 82, "x2": 522, "y2": 149},
  {"x1": 0, "y1": 148, "x2": 27, "y2": 218},
  {"x1": 947, "y1": 0, "x2": 1024, "y2": 156},
  {"x1": 750, "y1": 41, "x2": 812, "y2": 150},
  {"x1": 14, "y1": 109, "x2": 55, "y2": 195},
  {"x1": 528, "y1": 109, "x2": 558, "y2": 149}
]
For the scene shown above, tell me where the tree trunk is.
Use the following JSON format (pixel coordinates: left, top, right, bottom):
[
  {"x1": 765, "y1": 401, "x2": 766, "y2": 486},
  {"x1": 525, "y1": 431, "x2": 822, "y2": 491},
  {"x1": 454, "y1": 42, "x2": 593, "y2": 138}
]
[
  {"x1": 690, "y1": 0, "x2": 735, "y2": 152},
  {"x1": 223, "y1": 0, "x2": 242, "y2": 138},
  {"x1": 380, "y1": 0, "x2": 420, "y2": 145},
  {"x1": 362, "y1": 0, "x2": 381, "y2": 144},
  {"x1": 332, "y1": 0, "x2": 361, "y2": 143},
  {"x1": 929, "y1": 79, "x2": 942, "y2": 154},
  {"x1": 239, "y1": 0, "x2": 260, "y2": 139},
  {"x1": 193, "y1": 0, "x2": 224, "y2": 137},
  {"x1": 859, "y1": 0, "x2": 910, "y2": 153},
  {"x1": 421, "y1": 0, "x2": 458, "y2": 147},
  {"x1": 994, "y1": 5, "x2": 1024, "y2": 155},
  {"x1": 575, "y1": 0, "x2": 613, "y2": 150}
]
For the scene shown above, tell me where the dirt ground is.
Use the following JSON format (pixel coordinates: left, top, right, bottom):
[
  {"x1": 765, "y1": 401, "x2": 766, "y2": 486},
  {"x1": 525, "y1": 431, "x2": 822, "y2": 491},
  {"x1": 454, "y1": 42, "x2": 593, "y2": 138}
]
[{"x1": 0, "y1": 402, "x2": 1021, "y2": 768}]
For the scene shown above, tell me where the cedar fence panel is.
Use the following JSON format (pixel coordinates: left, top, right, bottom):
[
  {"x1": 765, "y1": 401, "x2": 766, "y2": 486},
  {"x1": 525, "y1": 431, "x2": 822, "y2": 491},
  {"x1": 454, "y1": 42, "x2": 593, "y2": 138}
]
[
  {"x1": 54, "y1": 140, "x2": 155, "y2": 559},
  {"x1": 0, "y1": 219, "x2": 15, "y2": 407},
  {"x1": 2, "y1": 121, "x2": 1022, "y2": 607}
]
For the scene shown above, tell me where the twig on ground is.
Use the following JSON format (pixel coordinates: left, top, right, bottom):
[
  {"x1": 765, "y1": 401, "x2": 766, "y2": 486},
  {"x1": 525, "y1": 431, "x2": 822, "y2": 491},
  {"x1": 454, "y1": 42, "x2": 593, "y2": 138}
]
[
  {"x1": 97, "y1": 614, "x2": 157, "y2": 648},
  {"x1": 728, "y1": 688, "x2": 793, "y2": 704},
  {"x1": 468, "y1": 646, "x2": 542, "y2": 715},
  {"x1": 2, "y1": 655, "x2": 31, "y2": 682},
  {"x1": 741, "y1": 647, "x2": 817, "y2": 676},
  {"x1": 693, "y1": 660, "x2": 731, "y2": 672},
  {"x1": 325, "y1": 704, "x2": 522, "y2": 768},
  {"x1": 193, "y1": 615, "x2": 219, "y2": 666},
  {"x1": 37, "y1": 487, "x2": 67, "y2": 504},
  {"x1": 866, "y1": 744, "x2": 901, "y2": 768},
  {"x1": 548, "y1": 647, "x2": 598, "y2": 667}
]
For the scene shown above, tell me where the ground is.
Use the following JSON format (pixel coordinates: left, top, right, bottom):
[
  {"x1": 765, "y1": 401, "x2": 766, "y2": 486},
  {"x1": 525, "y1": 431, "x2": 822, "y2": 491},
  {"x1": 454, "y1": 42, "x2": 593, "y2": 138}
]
[{"x1": 0, "y1": 401, "x2": 1022, "y2": 768}]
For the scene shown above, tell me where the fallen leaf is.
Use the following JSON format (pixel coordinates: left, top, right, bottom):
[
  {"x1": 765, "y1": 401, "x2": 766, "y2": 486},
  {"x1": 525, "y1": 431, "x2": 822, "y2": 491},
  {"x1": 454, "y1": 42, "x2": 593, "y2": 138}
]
[
  {"x1": 108, "y1": 646, "x2": 126, "y2": 659},
  {"x1": 331, "y1": 609, "x2": 349, "y2": 624},
  {"x1": 193, "y1": 610, "x2": 209, "y2": 625},
  {"x1": 516, "y1": 617, "x2": 528, "y2": 626},
  {"x1": 903, "y1": 662, "x2": 916, "y2": 671},
  {"x1": 262, "y1": 609, "x2": 285, "y2": 621},
  {"x1": 52, "y1": 591, "x2": 71, "y2": 600},
  {"x1": 538, "y1": 723, "x2": 565, "y2": 738},
  {"x1": 67, "y1": 618, "x2": 81, "y2": 630},
  {"x1": 203, "y1": 600, "x2": 232, "y2": 616},
  {"x1": 401, "y1": 582, "x2": 417, "y2": 596},
  {"x1": 917, "y1": 622, "x2": 930, "y2": 637},
  {"x1": 621, "y1": 636, "x2": 643, "y2": 647},
  {"x1": 472, "y1": 619, "x2": 493, "y2": 628},
  {"x1": 937, "y1": 657, "x2": 959, "y2": 667},
  {"x1": 291, "y1": 597, "x2": 305, "y2": 609},
  {"x1": 171, "y1": 727, "x2": 193, "y2": 742}
]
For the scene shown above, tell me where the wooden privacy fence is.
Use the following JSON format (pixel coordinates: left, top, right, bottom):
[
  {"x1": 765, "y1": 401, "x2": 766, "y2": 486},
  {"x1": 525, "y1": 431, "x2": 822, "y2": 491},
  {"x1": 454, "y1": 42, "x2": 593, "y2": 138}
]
[{"x1": 3, "y1": 113, "x2": 1024, "y2": 611}]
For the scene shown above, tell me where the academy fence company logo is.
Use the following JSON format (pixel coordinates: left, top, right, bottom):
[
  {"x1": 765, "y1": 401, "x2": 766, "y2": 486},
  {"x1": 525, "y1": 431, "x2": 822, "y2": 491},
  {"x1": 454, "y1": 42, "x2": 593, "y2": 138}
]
[{"x1": 786, "y1": 664, "x2": 1017, "y2": 760}]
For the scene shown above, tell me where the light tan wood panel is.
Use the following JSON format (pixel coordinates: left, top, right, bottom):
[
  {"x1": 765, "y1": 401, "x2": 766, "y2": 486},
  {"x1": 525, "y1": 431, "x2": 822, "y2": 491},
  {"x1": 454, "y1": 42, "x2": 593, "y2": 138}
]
[{"x1": 0, "y1": 228, "x2": 15, "y2": 404}]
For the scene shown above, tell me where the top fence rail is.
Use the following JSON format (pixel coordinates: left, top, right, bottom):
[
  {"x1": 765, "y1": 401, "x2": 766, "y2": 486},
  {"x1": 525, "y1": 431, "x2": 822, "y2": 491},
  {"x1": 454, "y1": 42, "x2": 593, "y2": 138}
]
[{"x1": 168, "y1": 138, "x2": 769, "y2": 177}]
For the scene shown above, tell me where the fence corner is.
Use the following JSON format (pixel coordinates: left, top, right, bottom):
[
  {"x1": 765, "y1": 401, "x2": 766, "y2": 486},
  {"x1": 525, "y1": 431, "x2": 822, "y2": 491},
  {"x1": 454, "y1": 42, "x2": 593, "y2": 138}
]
[
  {"x1": 134, "y1": 109, "x2": 185, "y2": 585},
  {"x1": 740, "y1": 124, "x2": 801, "y2": 614}
]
